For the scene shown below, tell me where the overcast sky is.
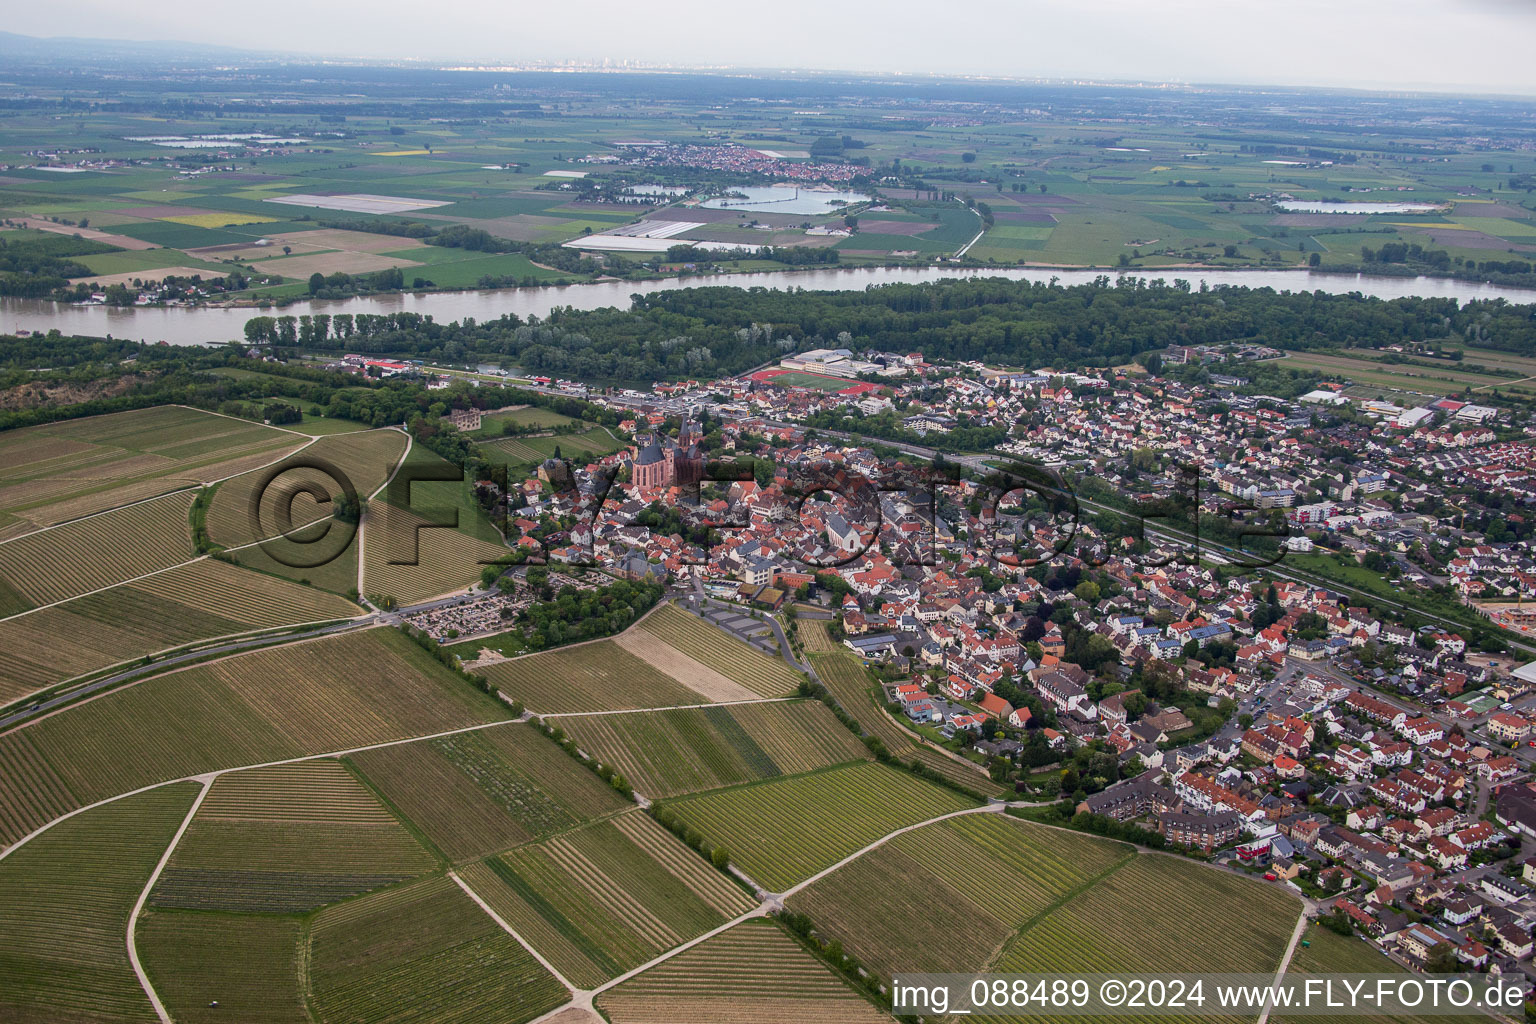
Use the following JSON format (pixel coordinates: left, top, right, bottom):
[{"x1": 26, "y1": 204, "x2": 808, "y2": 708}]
[{"x1": 11, "y1": 0, "x2": 1536, "y2": 96}]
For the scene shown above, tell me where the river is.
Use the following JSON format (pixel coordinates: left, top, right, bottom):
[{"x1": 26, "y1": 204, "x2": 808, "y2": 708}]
[{"x1": 4, "y1": 265, "x2": 1535, "y2": 348}]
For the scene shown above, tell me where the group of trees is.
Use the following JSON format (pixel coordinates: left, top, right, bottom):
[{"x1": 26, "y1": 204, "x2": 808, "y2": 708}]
[
  {"x1": 515, "y1": 578, "x2": 664, "y2": 650},
  {"x1": 235, "y1": 277, "x2": 1536, "y2": 387}
]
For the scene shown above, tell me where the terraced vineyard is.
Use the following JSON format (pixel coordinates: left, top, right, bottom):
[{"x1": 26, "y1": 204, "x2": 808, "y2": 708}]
[
  {"x1": 0, "y1": 557, "x2": 361, "y2": 705},
  {"x1": 0, "y1": 783, "x2": 200, "y2": 1024},
  {"x1": 138, "y1": 911, "x2": 309, "y2": 1024},
  {"x1": 459, "y1": 809, "x2": 757, "y2": 988},
  {"x1": 662, "y1": 762, "x2": 977, "y2": 892},
  {"x1": 561, "y1": 700, "x2": 869, "y2": 798},
  {"x1": 790, "y1": 813, "x2": 1133, "y2": 977},
  {"x1": 307, "y1": 874, "x2": 568, "y2": 1024},
  {"x1": 984, "y1": 854, "x2": 1300, "y2": 1024},
  {"x1": 639, "y1": 605, "x2": 801, "y2": 697},
  {"x1": 0, "y1": 627, "x2": 508, "y2": 847},
  {"x1": 348, "y1": 723, "x2": 629, "y2": 862},
  {"x1": 481, "y1": 639, "x2": 706, "y2": 714},
  {"x1": 151, "y1": 761, "x2": 436, "y2": 912},
  {"x1": 595, "y1": 918, "x2": 892, "y2": 1024},
  {"x1": 811, "y1": 648, "x2": 1006, "y2": 798},
  {"x1": 0, "y1": 405, "x2": 305, "y2": 529},
  {"x1": 0, "y1": 489, "x2": 195, "y2": 608}
]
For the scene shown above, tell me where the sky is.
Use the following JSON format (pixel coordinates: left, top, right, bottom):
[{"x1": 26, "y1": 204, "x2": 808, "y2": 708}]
[{"x1": 8, "y1": 0, "x2": 1536, "y2": 96}]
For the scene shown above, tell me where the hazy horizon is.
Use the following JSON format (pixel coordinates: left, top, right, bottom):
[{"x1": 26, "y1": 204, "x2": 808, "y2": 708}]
[{"x1": 6, "y1": 0, "x2": 1536, "y2": 98}]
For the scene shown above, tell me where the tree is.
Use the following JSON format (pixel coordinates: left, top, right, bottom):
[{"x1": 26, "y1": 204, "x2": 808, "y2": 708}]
[
  {"x1": 308, "y1": 272, "x2": 325, "y2": 295},
  {"x1": 1073, "y1": 581, "x2": 1101, "y2": 603},
  {"x1": 1309, "y1": 252, "x2": 1322, "y2": 267}
]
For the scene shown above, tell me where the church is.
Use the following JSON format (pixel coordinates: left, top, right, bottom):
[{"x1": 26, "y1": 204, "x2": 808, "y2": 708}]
[{"x1": 629, "y1": 422, "x2": 705, "y2": 490}]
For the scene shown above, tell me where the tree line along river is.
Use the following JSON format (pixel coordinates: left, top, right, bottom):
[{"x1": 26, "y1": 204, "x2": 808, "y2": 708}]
[{"x1": 4, "y1": 265, "x2": 1536, "y2": 348}]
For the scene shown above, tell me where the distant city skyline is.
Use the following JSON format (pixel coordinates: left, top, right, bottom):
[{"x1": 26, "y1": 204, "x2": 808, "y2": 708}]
[{"x1": 6, "y1": 0, "x2": 1536, "y2": 97}]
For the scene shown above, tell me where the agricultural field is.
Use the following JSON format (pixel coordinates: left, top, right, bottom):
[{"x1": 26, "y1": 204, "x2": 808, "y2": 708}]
[
  {"x1": 0, "y1": 557, "x2": 361, "y2": 706},
  {"x1": 988, "y1": 853, "x2": 1300, "y2": 1023},
  {"x1": 0, "y1": 783, "x2": 200, "y2": 1024},
  {"x1": 0, "y1": 488, "x2": 194, "y2": 611},
  {"x1": 205, "y1": 426, "x2": 408, "y2": 549},
  {"x1": 138, "y1": 912, "x2": 309, "y2": 1024},
  {"x1": 482, "y1": 425, "x2": 624, "y2": 467},
  {"x1": 789, "y1": 814, "x2": 1133, "y2": 979},
  {"x1": 347, "y1": 722, "x2": 629, "y2": 862},
  {"x1": 794, "y1": 615, "x2": 842, "y2": 653},
  {"x1": 560, "y1": 700, "x2": 869, "y2": 798},
  {"x1": 0, "y1": 406, "x2": 305, "y2": 529},
  {"x1": 362, "y1": 446, "x2": 508, "y2": 604},
  {"x1": 307, "y1": 874, "x2": 568, "y2": 1024},
  {"x1": 810, "y1": 649, "x2": 1006, "y2": 798},
  {"x1": 479, "y1": 636, "x2": 707, "y2": 714},
  {"x1": 638, "y1": 604, "x2": 802, "y2": 697},
  {"x1": 458, "y1": 809, "x2": 756, "y2": 988},
  {"x1": 660, "y1": 761, "x2": 977, "y2": 892},
  {"x1": 595, "y1": 918, "x2": 892, "y2": 1024},
  {"x1": 150, "y1": 761, "x2": 437, "y2": 913},
  {"x1": 0, "y1": 627, "x2": 508, "y2": 847},
  {"x1": 1274, "y1": 923, "x2": 1485, "y2": 1024}
]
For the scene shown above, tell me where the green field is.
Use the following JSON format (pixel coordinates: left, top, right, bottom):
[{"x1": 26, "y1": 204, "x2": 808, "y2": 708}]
[
  {"x1": 139, "y1": 912, "x2": 309, "y2": 1024},
  {"x1": 480, "y1": 637, "x2": 708, "y2": 714},
  {"x1": 307, "y1": 874, "x2": 568, "y2": 1024},
  {"x1": 0, "y1": 557, "x2": 361, "y2": 705},
  {"x1": 151, "y1": 761, "x2": 437, "y2": 913},
  {"x1": 639, "y1": 604, "x2": 802, "y2": 697},
  {"x1": 789, "y1": 814, "x2": 1133, "y2": 978},
  {"x1": 660, "y1": 761, "x2": 977, "y2": 892},
  {"x1": 0, "y1": 627, "x2": 508, "y2": 847},
  {"x1": 458, "y1": 809, "x2": 756, "y2": 988},
  {"x1": 348, "y1": 722, "x2": 630, "y2": 862},
  {"x1": 0, "y1": 783, "x2": 200, "y2": 1024},
  {"x1": 560, "y1": 700, "x2": 870, "y2": 798},
  {"x1": 595, "y1": 918, "x2": 892, "y2": 1024}
]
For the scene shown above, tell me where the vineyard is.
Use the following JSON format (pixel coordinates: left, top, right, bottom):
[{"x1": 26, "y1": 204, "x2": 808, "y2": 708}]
[
  {"x1": 594, "y1": 918, "x2": 892, "y2": 1024},
  {"x1": 483, "y1": 425, "x2": 622, "y2": 467},
  {"x1": 561, "y1": 700, "x2": 869, "y2": 798},
  {"x1": 638, "y1": 604, "x2": 801, "y2": 697},
  {"x1": 151, "y1": 761, "x2": 436, "y2": 913},
  {"x1": 0, "y1": 557, "x2": 361, "y2": 705},
  {"x1": 811, "y1": 649, "x2": 1006, "y2": 798},
  {"x1": 481, "y1": 639, "x2": 706, "y2": 714},
  {"x1": 362, "y1": 500, "x2": 508, "y2": 606},
  {"x1": 0, "y1": 405, "x2": 304, "y2": 529},
  {"x1": 0, "y1": 783, "x2": 200, "y2": 1024},
  {"x1": 348, "y1": 723, "x2": 629, "y2": 862},
  {"x1": 985, "y1": 854, "x2": 1300, "y2": 1024},
  {"x1": 612, "y1": 628, "x2": 761, "y2": 702},
  {"x1": 458, "y1": 809, "x2": 756, "y2": 988},
  {"x1": 206, "y1": 427, "x2": 408, "y2": 549},
  {"x1": 307, "y1": 874, "x2": 567, "y2": 1024},
  {"x1": 1273, "y1": 923, "x2": 1483, "y2": 1024},
  {"x1": 661, "y1": 761, "x2": 977, "y2": 892},
  {"x1": 795, "y1": 616, "x2": 841, "y2": 653},
  {"x1": 789, "y1": 814, "x2": 1133, "y2": 977},
  {"x1": 138, "y1": 911, "x2": 308, "y2": 1024},
  {"x1": 0, "y1": 627, "x2": 508, "y2": 846}
]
